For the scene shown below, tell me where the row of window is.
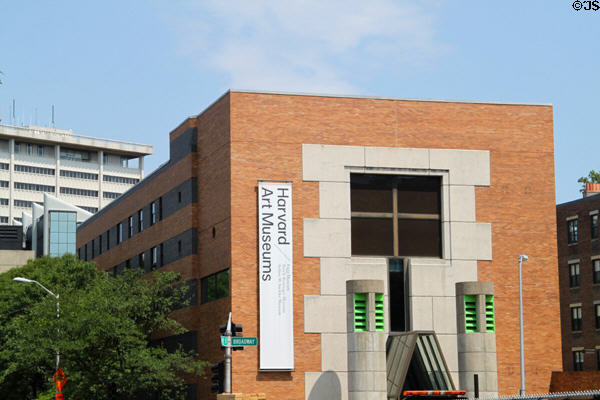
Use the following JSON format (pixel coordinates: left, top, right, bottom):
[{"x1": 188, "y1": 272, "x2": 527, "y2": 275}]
[
  {"x1": 0, "y1": 181, "x2": 7, "y2": 188},
  {"x1": 78, "y1": 206, "x2": 98, "y2": 213},
  {"x1": 0, "y1": 216, "x2": 7, "y2": 223},
  {"x1": 14, "y1": 200, "x2": 40, "y2": 208},
  {"x1": 0, "y1": 163, "x2": 8, "y2": 170},
  {"x1": 14, "y1": 164, "x2": 55, "y2": 175},
  {"x1": 572, "y1": 349, "x2": 600, "y2": 371},
  {"x1": 60, "y1": 187, "x2": 98, "y2": 197},
  {"x1": 569, "y1": 259, "x2": 600, "y2": 287},
  {"x1": 103, "y1": 175, "x2": 139, "y2": 185},
  {"x1": 14, "y1": 182, "x2": 55, "y2": 192},
  {"x1": 14, "y1": 142, "x2": 46, "y2": 156},
  {"x1": 567, "y1": 213, "x2": 599, "y2": 244},
  {"x1": 103, "y1": 192, "x2": 122, "y2": 199},
  {"x1": 0, "y1": 198, "x2": 7, "y2": 206},
  {"x1": 60, "y1": 169, "x2": 98, "y2": 180},
  {"x1": 570, "y1": 304, "x2": 600, "y2": 331}
]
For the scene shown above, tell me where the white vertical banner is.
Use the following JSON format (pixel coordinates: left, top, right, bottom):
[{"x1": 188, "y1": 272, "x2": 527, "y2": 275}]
[{"x1": 258, "y1": 181, "x2": 294, "y2": 370}]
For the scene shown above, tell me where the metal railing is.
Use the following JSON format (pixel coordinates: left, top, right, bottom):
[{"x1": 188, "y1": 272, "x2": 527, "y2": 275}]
[{"x1": 473, "y1": 391, "x2": 600, "y2": 400}]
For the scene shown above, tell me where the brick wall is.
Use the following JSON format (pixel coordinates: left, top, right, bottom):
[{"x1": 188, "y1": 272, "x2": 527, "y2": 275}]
[{"x1": 227, "y1": 92, "x2": 560, "y2": 397}]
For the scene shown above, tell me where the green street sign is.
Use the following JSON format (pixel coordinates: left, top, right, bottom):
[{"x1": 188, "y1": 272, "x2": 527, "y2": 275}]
[{"x1": 220, "y1": 336, "x2": 258, "y2": 347}]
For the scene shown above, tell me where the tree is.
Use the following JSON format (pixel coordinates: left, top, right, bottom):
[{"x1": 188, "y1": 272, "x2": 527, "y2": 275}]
[
  {"x1": 577, "y1": 170, "x2": 600, "y2": 193},
  {"x1": 0, "y1": 255, "x2": 206, "y2": 400}
]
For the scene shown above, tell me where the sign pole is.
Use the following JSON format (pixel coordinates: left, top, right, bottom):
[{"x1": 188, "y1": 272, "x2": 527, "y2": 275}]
[{"x1": 224, "y1": 312, "x2": 232, "y2": 393}]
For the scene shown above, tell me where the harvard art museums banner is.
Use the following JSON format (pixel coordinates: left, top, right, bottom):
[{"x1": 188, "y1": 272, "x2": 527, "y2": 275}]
[{"x1": 258, "y1": 181, "x2": 294, "y2": 370}]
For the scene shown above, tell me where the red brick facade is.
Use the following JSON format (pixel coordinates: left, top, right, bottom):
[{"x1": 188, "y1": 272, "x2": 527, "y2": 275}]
[{"x1": 77, "y1": 91, "x2": 561, "y2": 398}]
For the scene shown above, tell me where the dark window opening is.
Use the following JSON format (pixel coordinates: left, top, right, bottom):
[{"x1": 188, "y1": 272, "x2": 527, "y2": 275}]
[
  {"x1": 592, "y1": 214, "x2": 599, "y2": 239},
  {"x1": 128, "y1": 215, "x2": 134, "y2": 237},
  {"x1": 201, "y1": 269, "x2": 229, "y2": 303},
  {"x1": 178, "y1": 191, "x2": 182, "y2": 203},
  {"x1": 573, "y1": 350, "x2": 584, "y2": 371},
  {"x1": 595, "y1": 304, "x2": 600, "y2": 330},
  {"x1": 212, "y1": 226, "x2": 216, "y2": 238},
  {"x1": 594, "y1": 260, "x2": 600, "y2": 284},
  {"x1": 351, "y1": 174, "x2": 441, "y2": 257},
  {"x1": 569, "y1": 263, "x2": 580, "y2": 288},
  {"x1": 138, "y1": 209, "x2": 144, "y2": 232},
  {"x1": 178, "y1": 240, "x2": 182, "y2": 254},
  {"x1": 117, "y1": 223, "x2": 123, "y2": 244},
  {"x1": 389, "y1": 258, "x2": 409, "y2": 332},
  {"x1": 568, "y1": 219, "x2": 578, "y2": 244},
  {"x1": 571, "y1": 306, "x2": 582, "y2": 331}
]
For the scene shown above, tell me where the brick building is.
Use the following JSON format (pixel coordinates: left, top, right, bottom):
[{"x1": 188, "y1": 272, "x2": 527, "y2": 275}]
[
  {"x1": 76, "y1": 91, "x2": 561, "y2": 399},
  {"x1": 556, "y1": 186, "x2": 600, "y2": 373}
]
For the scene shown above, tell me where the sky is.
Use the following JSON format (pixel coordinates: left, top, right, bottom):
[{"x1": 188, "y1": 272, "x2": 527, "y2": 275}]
[{"x1": 0, "y1": 0, "x2": 598, "y2": 203}]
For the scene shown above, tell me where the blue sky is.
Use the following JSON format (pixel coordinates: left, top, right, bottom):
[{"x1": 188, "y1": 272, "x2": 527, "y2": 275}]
[{"x1": 0, "y1": 1, "x2": 598, "y2": 203}]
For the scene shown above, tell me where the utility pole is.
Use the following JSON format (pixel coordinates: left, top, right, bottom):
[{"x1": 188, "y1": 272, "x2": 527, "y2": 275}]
[{"x1": 224, "y1": 312, "x2": 232, "y2": 393}]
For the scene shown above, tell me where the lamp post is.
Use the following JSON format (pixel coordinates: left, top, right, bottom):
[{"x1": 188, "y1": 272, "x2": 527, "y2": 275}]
[
  {"x1": 13, "y1": 277, "x2": 60, "y2": 370},
  {"x1": 518, "y1": 254, "x2": 528, "y2": 396}
]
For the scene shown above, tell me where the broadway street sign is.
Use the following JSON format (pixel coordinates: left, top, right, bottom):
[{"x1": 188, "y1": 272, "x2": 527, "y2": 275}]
[{"x1": 221, "y1": 336, "x2": 258, "y2": 347}]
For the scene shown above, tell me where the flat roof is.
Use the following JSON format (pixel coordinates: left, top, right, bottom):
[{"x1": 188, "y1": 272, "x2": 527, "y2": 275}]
[
  {"x1": 227, "y1": 89, "x2": 553, "y2": 107},
  {"x1": 0, "y1": 124, "x2": 153, "y2": 156},
  {"x1": 557, "y1": 192, "x2": 600, "y2": 208}
]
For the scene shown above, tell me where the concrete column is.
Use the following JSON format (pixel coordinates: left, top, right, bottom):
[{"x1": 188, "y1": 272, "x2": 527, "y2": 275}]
[
  {"x1": 55, "y1": 145, "x2": 60, "y2": 197},
  {"x1": 8, "y1": 139, "x2": 14, "y2": 223},
  {"x1": 139, "y1": 155, "x2": 144, "y2": 179},
  {"x1": 346, "y1": 280, "x2": 386, "y2": 400},
  {"x1": 455, "y1": 281, "x2": 497, "y2": 398},
  {"x1": 98, "y1": 150, "x2": 103, "y2": 209}
]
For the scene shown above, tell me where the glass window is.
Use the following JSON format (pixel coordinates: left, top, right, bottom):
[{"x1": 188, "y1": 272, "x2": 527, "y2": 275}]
[
  {"x1": 594, "y1": 259, "x2": 600, "y2": 284},
  {"x1": 151, "y1": 202, "x2": 157, "y2": 225},
  {"x1": 573, "y1": 350, "x2": 584, "y2": 371},
  {"x1": 128, "y1": 216, "x2": 134, "y2": 237},
  {"x1": 595, "y1": 304, "x2": 600, "y2": 330},
  {"x1": 592, "y1": 214, "x2": 599, "y2": 239},
  {"x1": 139, "y1": 252, "x2": 145, "y2": 269},
  {"x1": 117, "y1": 223, "x2": 123, "y2": 244},
  {"x1": 152, "y1": 246, "x2": 158, "y2": 267},
  {"x1": 568, "y1": 219, "x2": 578, "y2": 244},
  {"x1": 201, "y1": 269, "x2": 230, "y2": 303},
  {"x1": 351, "y1": 174, "x2": 441, "y2": 257},
  {"x1": 26, "y1": 143, "x2": 33, "y2": 155},
  {"x1": 48, "y1": 211, "x2": 77, "y2": 257},
  {"x1": 38, "y1": 145, "x2": 45, "y2": 156},
  {"x1": 138, "y1": 209, "x2": 143, "y2": 232},
  {"x1": 14, "y1": 143, "x2": 20, "y2": 153},
  {"x1": 103, "y1": 153, "x2": 109, "y2": 164},
  {"x1": 571, "y1": 306, "x2": 582, "y2": 331},
  {"x1": 569, "y1": 263, "x2": 580, "y2": 288}
]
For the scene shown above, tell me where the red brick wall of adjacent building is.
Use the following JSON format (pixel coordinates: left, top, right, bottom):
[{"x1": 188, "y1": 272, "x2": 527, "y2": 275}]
[
  {"x1": 227, "y1": 92, "x2": 560, "y2": 397},
  {"x1": 556, "y1": 194, "x2": 600, "y2": 372},
  {"x1": 549, "y1": 370, "x2": 600, "y2": 391}
]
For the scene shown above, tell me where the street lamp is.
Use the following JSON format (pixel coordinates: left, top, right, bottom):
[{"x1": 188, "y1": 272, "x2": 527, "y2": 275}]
[
  {"x1": 12, "y1": 277, "x2": 60, "y2": 370},
  {"x1": 518, "y1": 254, "x2": 528, "y2": 396}
]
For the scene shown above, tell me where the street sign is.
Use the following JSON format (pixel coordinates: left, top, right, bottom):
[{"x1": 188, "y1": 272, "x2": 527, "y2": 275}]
[
  {"x1": 220, "y1": 336, "x2": 258, "y2": 347},
  {"x1": 53, "y1": 367, "x2": 67, "y2": 393}
]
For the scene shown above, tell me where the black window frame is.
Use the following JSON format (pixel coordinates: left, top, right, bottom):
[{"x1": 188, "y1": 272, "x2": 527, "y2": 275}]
[
  {"x1": 569, "y1": 262, "x2": 580, "y2": 288},
  {"x1": 592, "y1": 213, "x2": 599, "y2": 240},
  {"x1": 128, "y1": 215, "x2": 134, "y2": 237},
  {"x1": 201, "y1": 269, "x2": 230, "y2": 304},
  {"x1": 594, "y1": 259, "x2": 600, "y2": 284},
  {"x1": 151, "y1": 246, "x2": 158, "y2": 267},
  {"x1": 138, "y1": 209, "x2": 144, "y2": 232},
  {"x1": 595, "y1": 303, "x2": 600, "y2": 330},
  {"x1": 117, "y1": 222, "x2": 123, "y2": 244},
  {"x1": 573, "y1": 350, "x2": 584, "y2": 371},
  {"x1": 568, "y1": 219, "x2": 579, "y2": 244},
  {"x1": 571, "y1": 306, "x2": 582, "y2": 332}
]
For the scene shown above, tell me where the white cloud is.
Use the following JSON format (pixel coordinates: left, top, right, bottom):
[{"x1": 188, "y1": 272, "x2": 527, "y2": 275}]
[{"x1": 159, "y1": 0, "x2": 446, "y2": 94}]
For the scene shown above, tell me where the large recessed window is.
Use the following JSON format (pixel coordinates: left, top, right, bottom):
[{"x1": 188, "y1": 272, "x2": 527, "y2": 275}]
[{"x1": 351, "y1": 174, "x2": 441, "y2": 257}]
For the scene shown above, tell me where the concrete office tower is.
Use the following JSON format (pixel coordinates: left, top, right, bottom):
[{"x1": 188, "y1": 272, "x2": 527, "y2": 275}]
[
  {"x1": 0, "y1": 124, "x2": 152, "y2": 224},
  {"x1": 77, "y1": 91, "x2": 560, "y2": 400}
]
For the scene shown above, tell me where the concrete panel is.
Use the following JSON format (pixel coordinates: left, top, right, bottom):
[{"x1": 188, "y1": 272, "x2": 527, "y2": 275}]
[
  {"x1": 0, "y1": 250, "x2": 34, "y2": 273},
  {"x1": 433, "y1": 297, "x2": 458, "y2": 335},
  {"x1": 450, "y1": 222, "x2": 492, "y2": 261},
  {"x1": 304, "y1": 218, "x2": 351, "y2": 258},
  {"x1": 303, "y1": 144, "x2": 364, "y2": 182},
  {"x1": 458, "y1": 351, "x2": 485, "y2": 371},
  {"x1": 347, "y1": 332, "x2": 387, "y2": 352},
  {"x1": 436, "y1": 334, "x2": 459, "y2": 373},
  {"x1": 321, "y1": 258, "x2": 351, "y2": 295},
  {"x1": 306, "y1": 371, "x2": 348, "y2": 400},
  {"x1": 449, "y1": 185, "x2": 476, "y2": 222},
  {"x1": 305, "y1": 295, "x2": 348, "y2": 333},
  {"x1": 347, "y1": 351, "x2": 386, "y2": 372},
  {"x1": 349, "y1": 393, "x2": 386, "y2": 400},
  {"x1": 319, "y1": 182, "x2": 351, "y2": 219},
  {"x1": 449, "y1": 260, "x2": 478, "y2": 291},
  {"x1": 322, "y1": 333, "x2": 349, "y2": 371},
  {"x1": 348, "y1": 371, "x2": 386, "y2": 392},
  {"x1": 457, "y1": 333, "x2": 485, "y2": 353},
  {"x1": 410, "y1": 297, "x2": 433, "y2": 330},
  {"x1": 364, "y1": 147, "x2": 429, "y2": 169},
  {"x1": 484, "y1": 352, "x2": 498, "y2": 372},
  {"x1": 483, "y1": 332, "x2": 497, "y2": 352},
  {"x1": 346, "y1": 279, "x2": 384, "y2": 294},
  {"x1": 429, "y1": 149, "x2": 490, "y2": 186}
]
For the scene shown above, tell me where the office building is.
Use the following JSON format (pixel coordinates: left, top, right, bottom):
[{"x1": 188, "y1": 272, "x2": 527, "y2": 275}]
[
  {"x1": 556, "y1": 184, "x2": 600, "y2": 373},
  {"x1": 77, "y1": 91, "x2": 561, "y2": 399},
  {"x1": 0, "y1": 124, "x2": 152, "y2": 224}
]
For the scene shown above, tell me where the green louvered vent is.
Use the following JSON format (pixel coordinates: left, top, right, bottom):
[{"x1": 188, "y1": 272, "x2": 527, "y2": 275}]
[
  {"x1": 464, "y1": 295, "x2": 478, "y2": 333},
  {"x1": 485, "y1": 295, "x2": 495, "y2": 332},
  {"x1": 375, "y1": 293, "x2": 385, "y2": 332},
  {"x1": 354, "y1": 293, "x2": 368, "y2": 332}
]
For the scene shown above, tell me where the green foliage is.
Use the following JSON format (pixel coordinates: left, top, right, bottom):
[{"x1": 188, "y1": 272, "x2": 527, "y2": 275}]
[
  {"x1": 0, "y1": 255, "x2": 206, "y2": 400},
  {"x1": 577, "y1": 170, "x2": 600, "y2": 193}
]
